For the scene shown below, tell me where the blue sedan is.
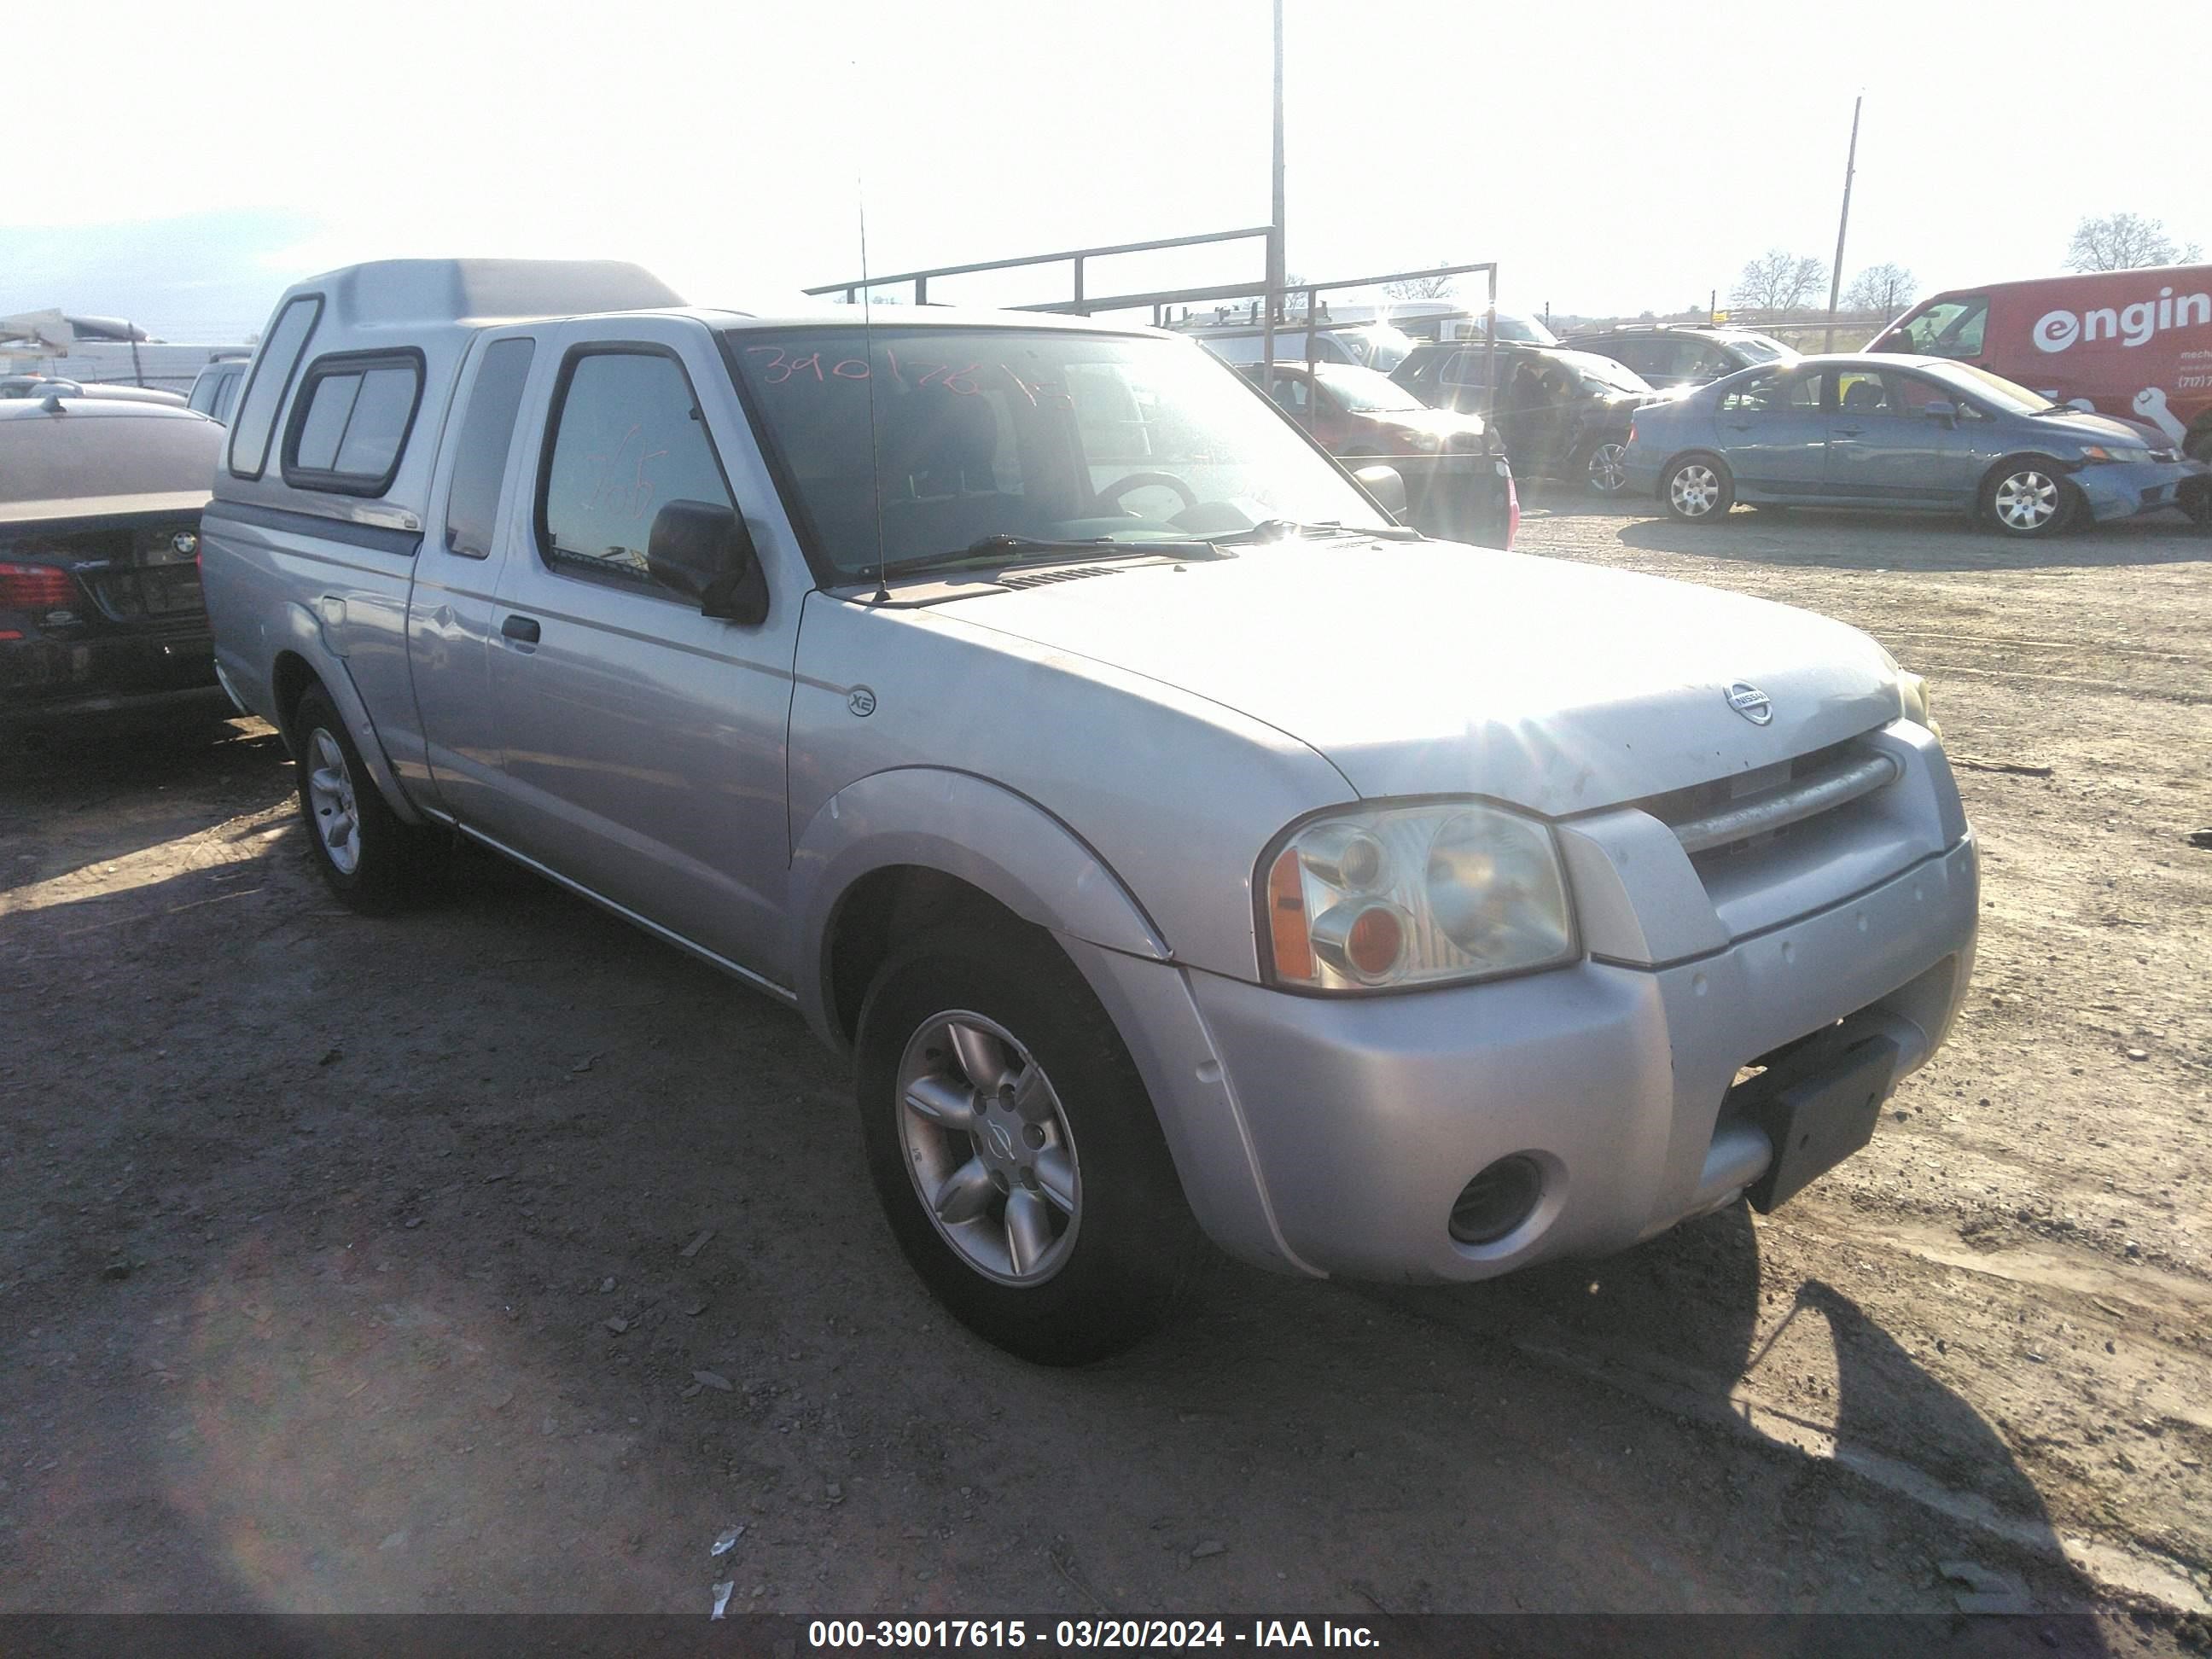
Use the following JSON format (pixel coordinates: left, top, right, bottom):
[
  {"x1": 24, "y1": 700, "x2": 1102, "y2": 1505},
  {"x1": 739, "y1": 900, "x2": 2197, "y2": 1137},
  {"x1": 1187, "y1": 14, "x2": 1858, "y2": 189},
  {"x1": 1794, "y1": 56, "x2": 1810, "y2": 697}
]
[{"x1": 1621, "y1": 353, "x2": 2209, "y2": 537}]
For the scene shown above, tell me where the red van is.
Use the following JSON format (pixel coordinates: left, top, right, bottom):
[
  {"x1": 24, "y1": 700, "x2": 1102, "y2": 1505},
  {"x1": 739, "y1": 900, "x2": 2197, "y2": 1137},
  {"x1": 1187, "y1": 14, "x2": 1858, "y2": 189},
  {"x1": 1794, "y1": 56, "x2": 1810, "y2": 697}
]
[{"x1": 1870, "y1": 265, "x2": 2212, "y2": 461}]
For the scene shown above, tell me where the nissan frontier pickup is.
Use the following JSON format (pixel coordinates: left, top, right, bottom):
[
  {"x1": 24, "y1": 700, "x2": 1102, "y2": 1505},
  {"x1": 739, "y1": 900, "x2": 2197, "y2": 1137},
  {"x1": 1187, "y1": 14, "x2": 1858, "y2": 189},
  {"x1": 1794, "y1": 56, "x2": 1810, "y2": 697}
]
[{"x1": 201, "y1": 259, "x2": 1975, "y2": 1363}]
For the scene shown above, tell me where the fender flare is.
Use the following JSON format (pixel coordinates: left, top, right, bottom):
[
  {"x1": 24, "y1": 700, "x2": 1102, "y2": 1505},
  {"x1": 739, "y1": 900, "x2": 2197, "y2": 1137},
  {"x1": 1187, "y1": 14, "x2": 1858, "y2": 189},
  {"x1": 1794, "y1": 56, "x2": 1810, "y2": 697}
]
[
  {"x1": 272, "y1": 601, "x2": 429, "y2": 827},
  {"x1": 788, "y1": 767, "x2": 1168, "y2": 1045}
]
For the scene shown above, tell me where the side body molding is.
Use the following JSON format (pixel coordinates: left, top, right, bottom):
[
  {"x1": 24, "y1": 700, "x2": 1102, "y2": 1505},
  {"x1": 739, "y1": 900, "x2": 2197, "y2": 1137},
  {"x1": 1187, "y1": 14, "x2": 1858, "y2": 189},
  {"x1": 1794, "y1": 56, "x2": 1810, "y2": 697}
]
[
  {"x1": 274, "y1": 599, "x2": 431, "y2": 827},
  {"x1": 788, "y1": 766, "x2": 1170, "y2": 1046}
]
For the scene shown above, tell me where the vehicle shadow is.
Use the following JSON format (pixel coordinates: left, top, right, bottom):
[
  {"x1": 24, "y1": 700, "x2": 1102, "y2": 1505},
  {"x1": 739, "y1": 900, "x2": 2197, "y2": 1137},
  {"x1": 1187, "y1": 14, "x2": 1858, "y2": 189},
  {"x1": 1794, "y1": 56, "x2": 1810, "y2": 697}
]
[
  {"x1": 0, "y1": 713, "x2": 292, "y2": 896},
  {"x1": 1319, "y1": 1206, "x2": 2113, "y2": 1623},
  {"x1": 0, "y1": 842, "x2": 2132, "y2": 1634}
]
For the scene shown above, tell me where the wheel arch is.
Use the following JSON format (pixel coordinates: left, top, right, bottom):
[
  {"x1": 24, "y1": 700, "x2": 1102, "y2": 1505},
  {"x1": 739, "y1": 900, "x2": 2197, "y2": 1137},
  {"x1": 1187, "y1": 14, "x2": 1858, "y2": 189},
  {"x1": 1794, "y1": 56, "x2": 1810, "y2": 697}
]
[
  {"x1": 266, "y1": 603, "x2": 428, "y2": 826},
  {"x1": 792, "y1": 768, "x2": 1170, "y2": 1052},
  {"x1": 1659, "y1": 448, "x2": 1734, "y2": 508},
  {"x1": 2182, "y1": 413, "x2": 2212, "y2": 463}
]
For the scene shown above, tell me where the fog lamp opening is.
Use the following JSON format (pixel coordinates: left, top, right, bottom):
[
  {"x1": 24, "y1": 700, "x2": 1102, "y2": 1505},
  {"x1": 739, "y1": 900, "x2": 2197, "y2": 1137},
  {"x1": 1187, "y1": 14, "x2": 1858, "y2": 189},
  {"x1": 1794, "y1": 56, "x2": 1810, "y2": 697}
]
[{"x1": 1448, "y1": 1155, "x2": 1544, "y2": 1246}]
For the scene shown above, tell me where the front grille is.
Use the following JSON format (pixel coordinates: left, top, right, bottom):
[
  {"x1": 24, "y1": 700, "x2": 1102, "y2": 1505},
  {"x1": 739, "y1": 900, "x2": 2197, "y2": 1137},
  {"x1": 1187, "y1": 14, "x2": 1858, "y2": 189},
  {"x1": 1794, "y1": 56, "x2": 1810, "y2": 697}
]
[{"x1": 1639, "y1": 738, "x2": 1901, "y2": 864}]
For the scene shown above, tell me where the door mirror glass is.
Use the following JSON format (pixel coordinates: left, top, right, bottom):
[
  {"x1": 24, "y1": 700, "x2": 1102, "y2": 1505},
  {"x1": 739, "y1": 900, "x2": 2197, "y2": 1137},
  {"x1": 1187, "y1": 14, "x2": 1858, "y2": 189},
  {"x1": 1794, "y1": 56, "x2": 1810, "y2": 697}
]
[{"x1": 647, "y1": 499, "x2": 768, "y2": 624}]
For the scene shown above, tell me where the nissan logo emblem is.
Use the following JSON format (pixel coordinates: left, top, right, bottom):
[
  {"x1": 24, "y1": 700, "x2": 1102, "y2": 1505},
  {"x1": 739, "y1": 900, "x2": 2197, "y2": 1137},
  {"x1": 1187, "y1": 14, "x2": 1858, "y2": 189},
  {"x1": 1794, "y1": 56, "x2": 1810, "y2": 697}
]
[{"x1": 1726, "y1": 682, "x2": 1773, "y2": 725}]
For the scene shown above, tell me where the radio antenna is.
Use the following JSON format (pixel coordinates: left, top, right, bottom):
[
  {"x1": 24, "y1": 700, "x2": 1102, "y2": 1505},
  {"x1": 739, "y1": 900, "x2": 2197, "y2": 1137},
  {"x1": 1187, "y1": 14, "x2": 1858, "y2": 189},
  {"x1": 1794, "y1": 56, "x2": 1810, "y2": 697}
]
[{"x1": 858, "y1": 162, "x2": 890, "y2": 604}]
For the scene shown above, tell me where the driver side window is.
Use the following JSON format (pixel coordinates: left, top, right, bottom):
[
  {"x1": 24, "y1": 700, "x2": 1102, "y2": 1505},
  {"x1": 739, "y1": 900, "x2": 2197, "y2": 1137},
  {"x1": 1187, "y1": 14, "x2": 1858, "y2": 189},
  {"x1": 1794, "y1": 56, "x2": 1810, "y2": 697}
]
[{"x1": 1904, "y1": 298, "x2": 1988, "y2": 359}]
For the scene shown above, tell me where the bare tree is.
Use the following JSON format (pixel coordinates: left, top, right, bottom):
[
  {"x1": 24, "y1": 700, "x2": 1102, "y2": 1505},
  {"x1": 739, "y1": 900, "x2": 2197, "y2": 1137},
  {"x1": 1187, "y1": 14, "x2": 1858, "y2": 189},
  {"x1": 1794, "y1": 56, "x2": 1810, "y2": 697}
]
[
  {"x1": 1385, "y1": 264, "x2": 1458, "y2": 300},
  {"x1": 1843, "y1": 263, "x2": 1918, "y2": 314},
  {"x1": 2064, "y1": 212, "x2": 2203, "y2": 271},
  {"x1": 1732, "y1": 249, "x2": 1828, "y2": 312}
]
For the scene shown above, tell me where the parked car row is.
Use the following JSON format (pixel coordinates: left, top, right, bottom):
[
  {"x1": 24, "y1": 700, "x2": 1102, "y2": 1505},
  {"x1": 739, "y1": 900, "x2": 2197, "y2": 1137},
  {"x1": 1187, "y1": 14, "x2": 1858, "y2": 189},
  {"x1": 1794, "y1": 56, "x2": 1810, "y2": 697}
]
[{"x1": 1623, "y1": 354, "x2": 2209, "y2": 537}]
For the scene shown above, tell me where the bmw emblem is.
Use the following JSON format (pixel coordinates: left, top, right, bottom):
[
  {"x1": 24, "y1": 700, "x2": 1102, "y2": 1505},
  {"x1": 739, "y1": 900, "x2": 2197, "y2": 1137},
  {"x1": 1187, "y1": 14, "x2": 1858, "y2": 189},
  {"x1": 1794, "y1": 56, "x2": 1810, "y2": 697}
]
[{"x1": 1725, "y1": 682, "x2": 1773, "y2": 725}]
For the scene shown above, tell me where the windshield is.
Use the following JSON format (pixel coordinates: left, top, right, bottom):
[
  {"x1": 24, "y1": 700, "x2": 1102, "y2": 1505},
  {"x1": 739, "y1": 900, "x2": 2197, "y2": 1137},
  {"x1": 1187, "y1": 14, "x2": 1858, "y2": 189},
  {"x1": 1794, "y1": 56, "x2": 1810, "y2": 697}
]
[
  {"x1": 1313, "y1": 364, "x2": 1425, "y2": 412},
  {"x1": 1929, "y1": 362, "x2": 2063, "y2": 416},
  {"x1": 1727, "y1": 335, "x2": 1790, "y2": 364},
  {"x1": 726, "y1": 328, "x2": 1392, "y2": 578},
  {"x1": 1336, "y1": 326, "x2": 1413, "y2": 372},
  {"x1": 1554, "y1": 350, "x2": 1653, "y2": 394}
]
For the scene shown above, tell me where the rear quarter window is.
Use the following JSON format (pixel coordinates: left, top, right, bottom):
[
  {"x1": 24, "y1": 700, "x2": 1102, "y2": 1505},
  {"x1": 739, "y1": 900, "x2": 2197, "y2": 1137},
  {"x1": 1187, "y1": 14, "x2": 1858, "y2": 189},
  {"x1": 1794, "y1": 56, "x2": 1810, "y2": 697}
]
[
  {"x1": 281, "y1": 350, "x2": 425, "y2": 497},
  {"x1": 227, "y1": 295, "x2": 323, "y2": 480}
]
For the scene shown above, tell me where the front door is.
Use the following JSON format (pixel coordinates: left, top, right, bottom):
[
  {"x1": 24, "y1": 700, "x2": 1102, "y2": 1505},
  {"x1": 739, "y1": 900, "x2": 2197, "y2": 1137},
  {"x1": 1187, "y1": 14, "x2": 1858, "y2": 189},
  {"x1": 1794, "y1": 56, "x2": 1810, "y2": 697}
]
[
  {"x1": 483, "y1": 317, "x2": 803, "y2": 985},
  {"x1": 1825, "y1": 368, "x2": 1987, "y2": 505}
]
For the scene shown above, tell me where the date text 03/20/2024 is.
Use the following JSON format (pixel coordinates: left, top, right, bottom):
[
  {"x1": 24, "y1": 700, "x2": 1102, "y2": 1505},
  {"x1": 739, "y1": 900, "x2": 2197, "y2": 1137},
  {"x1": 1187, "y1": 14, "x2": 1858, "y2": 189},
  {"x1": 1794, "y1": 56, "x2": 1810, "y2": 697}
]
[{"x1": 805, "y1": 1620, "x2": 1381, "y2": 1650}]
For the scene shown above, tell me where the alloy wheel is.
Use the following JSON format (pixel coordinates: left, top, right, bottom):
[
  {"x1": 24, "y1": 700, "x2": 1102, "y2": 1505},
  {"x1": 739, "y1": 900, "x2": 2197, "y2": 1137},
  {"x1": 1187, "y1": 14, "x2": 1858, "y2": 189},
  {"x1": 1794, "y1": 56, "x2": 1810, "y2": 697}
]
[
  {"x1": 1587, "y1": 442, "x2": 1628, "y2": 494},
  {"x1": 1670, "y1": 463, "x2": 1720, "y2": 517},
  {"x1": 306, "y1": 727, "x2": 362, "y2": 875},
  {"x1": 895, "y1": 1011, "x2": 1081, "y2": 1284},
  {"x1": 1994, "y1": 469, "x2": 2060, "y2": 532}
]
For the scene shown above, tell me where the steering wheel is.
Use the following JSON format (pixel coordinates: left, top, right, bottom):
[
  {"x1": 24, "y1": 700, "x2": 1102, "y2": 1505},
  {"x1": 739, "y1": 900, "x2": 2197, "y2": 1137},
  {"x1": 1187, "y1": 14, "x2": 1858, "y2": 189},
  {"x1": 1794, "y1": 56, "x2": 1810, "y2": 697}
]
[{"x1": 1097, "y1": 472, "x2": 1198, "y2": 513}]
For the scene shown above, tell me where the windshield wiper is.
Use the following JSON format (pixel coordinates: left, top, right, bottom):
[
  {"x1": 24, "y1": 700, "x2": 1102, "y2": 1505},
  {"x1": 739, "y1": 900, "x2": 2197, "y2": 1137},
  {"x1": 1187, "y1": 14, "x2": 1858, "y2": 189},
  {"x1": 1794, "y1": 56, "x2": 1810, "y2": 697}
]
[
  {"x1": 1212, "y1": 519, "x2": 1423, "y2": 544},
  {"x1": 864, "y1": 534, "x2": 1225, "y2": 583}
]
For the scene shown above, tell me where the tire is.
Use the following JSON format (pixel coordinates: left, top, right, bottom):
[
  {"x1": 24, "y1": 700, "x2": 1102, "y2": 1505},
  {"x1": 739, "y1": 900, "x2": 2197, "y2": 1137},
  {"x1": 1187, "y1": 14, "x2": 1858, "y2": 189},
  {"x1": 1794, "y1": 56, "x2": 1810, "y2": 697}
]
[
  {"x1": 1663, "y1": 455, "x2": 1734, "y2": 522},
  {"x1": 1980, "y1": 459, "x2": 2080, "y2": 538},
  {"x1": 854, "y1": 924, "x2": 1208, "y2": 1365},
  {"x1": 1583, "y1": 439, "x2": 1629, "y2": 497},
  {"x1": 290, "y1": 684, "x2": 443, "y2": 914}
]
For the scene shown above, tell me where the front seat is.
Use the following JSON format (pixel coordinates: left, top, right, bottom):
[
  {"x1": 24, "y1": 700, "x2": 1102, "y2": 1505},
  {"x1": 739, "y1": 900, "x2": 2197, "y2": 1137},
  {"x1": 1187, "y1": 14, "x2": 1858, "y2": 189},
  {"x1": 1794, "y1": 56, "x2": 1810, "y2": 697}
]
[{"x1": 1842, "y1": 379, "x2": 1888, "y2": 414}]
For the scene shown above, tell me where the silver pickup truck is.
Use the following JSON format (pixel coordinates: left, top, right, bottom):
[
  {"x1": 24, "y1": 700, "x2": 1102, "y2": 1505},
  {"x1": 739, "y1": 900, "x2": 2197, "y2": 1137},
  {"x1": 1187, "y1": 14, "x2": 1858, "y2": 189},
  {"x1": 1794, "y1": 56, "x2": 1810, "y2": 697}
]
[{"x1": 201, "y1": 260, "x2": 1976, "y2": 1365}]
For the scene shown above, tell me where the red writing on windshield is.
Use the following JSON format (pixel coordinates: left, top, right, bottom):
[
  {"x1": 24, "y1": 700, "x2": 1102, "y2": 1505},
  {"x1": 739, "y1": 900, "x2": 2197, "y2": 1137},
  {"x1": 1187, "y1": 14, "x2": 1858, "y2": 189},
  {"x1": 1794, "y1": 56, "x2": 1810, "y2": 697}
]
[{"x1": 747, "y1": 345, "x2": 986, "y2": 395}]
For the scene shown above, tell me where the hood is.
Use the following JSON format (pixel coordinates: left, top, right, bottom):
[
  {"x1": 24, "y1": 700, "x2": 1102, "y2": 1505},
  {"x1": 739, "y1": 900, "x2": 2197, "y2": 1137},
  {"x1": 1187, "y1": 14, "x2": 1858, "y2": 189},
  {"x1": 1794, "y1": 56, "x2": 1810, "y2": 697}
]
[
  {"x1": 938, "y1": 540, "x2": 1902, "y2": 815},
  {"x1": 2024, "y1": 408, "x2": 2160, "y2": 448}
]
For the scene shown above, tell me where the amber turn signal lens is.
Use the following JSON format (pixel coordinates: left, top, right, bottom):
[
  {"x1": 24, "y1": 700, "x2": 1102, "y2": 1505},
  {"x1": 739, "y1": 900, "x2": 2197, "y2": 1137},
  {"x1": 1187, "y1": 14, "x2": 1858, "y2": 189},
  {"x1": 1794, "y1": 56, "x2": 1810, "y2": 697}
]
[{"x1": 1266, "y1": 847, "x2": 1313, "y2": 982}]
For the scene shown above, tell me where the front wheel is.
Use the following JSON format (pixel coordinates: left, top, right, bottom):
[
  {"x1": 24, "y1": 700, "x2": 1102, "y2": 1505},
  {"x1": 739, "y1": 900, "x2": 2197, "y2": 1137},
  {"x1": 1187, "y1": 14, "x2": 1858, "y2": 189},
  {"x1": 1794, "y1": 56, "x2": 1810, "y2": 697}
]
[
  {"x1": 854, "y1": 926, "x2": 1208, "y2": 1365},
  {"x1": 1584, "y1": 440, "x2": 1629, "y2": 497},
  {"x1": 1981, "y1": 462, "x2": 2079, "y2": 538},
  {"x1": 1663, "y1": 456, "x2": 1734, "y2": 521}
]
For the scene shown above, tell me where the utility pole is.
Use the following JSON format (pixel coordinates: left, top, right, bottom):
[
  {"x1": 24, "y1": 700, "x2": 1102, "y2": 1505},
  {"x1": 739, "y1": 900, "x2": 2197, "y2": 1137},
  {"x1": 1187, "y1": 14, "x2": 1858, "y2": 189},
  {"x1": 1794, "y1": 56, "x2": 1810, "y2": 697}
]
[
  {"x1": 1824, "y1": 94, "x2": 1861, "y2": 352},
  {"x1": 1263, "y1": 0, "x2": 1284, "y2": 388}
]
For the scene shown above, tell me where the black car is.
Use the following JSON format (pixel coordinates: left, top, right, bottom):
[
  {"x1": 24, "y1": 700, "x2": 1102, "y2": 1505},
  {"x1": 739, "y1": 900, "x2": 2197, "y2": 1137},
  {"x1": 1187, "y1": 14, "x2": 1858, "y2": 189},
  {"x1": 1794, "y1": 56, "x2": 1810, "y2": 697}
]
[
  {"x1": 2, "y1": 398, "x2": 228, "y2": 735},
  {"x1": 1391, "y1": 341, "x2": 1663, "y2": 495},
  {"x1": 1558, "y1": 324, "x2": 1796, "y2": 390}
]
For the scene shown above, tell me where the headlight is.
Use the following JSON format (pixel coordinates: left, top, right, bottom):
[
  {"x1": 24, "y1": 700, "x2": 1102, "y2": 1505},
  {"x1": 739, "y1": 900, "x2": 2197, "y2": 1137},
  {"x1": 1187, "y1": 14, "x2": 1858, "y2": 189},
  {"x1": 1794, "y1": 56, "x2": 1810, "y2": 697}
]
[
  {"x1": 1260, "y1": 801, "x2": 1577, "y2": 992},
  {"x1": 2077, "y1": 445, "x2": 2147, "y2": 463}
]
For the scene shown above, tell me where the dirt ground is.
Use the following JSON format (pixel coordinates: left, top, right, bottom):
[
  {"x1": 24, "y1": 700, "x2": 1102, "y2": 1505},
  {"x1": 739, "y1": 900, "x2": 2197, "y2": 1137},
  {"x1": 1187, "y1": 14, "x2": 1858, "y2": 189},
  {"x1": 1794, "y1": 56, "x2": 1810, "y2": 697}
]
[{"x1": 2, "y1": 495, "x2": 2208, "y2": 1646}]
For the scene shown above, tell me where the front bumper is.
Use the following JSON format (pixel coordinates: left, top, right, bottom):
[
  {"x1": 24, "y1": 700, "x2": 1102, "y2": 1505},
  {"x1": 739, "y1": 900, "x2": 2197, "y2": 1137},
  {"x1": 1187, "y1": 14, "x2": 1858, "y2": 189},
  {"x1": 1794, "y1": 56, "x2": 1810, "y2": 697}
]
[
  {"x1": 1, "y1": 630, "x2": 223, "y2": 725},
  {"x1": 1068, "y1": 729, "x2": 1977, "y2": 1283},
  {"x1": 2074, "y1": 457, "x2": 2209, "y2": 523}
]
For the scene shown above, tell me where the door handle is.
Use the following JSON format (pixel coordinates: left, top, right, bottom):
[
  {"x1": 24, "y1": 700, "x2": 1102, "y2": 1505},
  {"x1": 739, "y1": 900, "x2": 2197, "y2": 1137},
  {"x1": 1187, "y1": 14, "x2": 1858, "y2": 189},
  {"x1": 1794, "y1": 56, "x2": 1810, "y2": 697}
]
[
  {"x1": 1835, "y1": 427, "x2": 1863, "y2": 438},
  {"x1": 1725, "y1": 421, "x2": 1754, "y2": 431},
  {"x1": 501, "y1": 614, "x2": 541, "y2": 643}
]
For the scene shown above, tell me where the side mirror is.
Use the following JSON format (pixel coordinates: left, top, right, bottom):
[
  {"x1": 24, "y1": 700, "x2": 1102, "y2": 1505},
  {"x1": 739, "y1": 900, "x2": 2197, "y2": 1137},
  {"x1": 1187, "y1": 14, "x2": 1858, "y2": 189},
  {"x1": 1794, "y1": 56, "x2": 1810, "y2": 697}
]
[
  {"x1": 1923, "y1": 399, "x2": 1959, "y2": 427},
  {"x1": 1352, "y1": 463, "x2": 1408, "y2": 516},
  {"x1": 647, "y1": 499, "x2": 768, "y2": 625}
]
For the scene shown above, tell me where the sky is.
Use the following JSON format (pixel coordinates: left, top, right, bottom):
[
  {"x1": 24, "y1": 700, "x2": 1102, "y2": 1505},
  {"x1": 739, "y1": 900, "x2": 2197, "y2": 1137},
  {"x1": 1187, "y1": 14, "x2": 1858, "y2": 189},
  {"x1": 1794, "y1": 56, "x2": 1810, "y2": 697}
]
[{"x1": 5, "y1": 0, "x2": 2208, "y2": 344}]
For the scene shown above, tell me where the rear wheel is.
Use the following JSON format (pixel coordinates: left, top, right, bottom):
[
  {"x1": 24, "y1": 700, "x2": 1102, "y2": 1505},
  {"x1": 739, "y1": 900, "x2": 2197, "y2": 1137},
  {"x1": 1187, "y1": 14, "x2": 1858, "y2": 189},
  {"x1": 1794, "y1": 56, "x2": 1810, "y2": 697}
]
[
  {"x1": 290, "y1": 684, "x2": 444, "y2": 913},
  {"x1": 1584, "y1": 440, "x2": 1629, "y2": 497},
  {"x1": 855, "y1": 925, "x2": 1208, "y2": 1365},
  {"x1": 1663, "y1": 456, "x2": 1734, "y2": 521},
  {"x1": 1981, "y1": 461, "x2": 2079, "y2": 538}
]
